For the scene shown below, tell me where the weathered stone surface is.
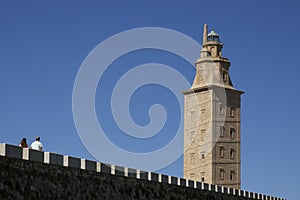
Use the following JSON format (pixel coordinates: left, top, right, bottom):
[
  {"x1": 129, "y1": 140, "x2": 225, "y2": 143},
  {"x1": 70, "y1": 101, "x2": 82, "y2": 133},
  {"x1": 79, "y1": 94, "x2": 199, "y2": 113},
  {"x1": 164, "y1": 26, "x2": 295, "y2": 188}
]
[
  {"x1": 63, "y1": 156, "x2": 81, "y2": 168},
  {"x1": 81, "y1": 159, "x2": 97, "y2": 171},
  {"x1": 0, "y1": 156, "x2": 255, "y2": 200},
  {"x1": 127, "y1": 168, "x2": 137, "y2": 178},
  {"x1": 44, "y1": 152, "x2": 63, "y2": 166},
  {"x1": 23, "y1": 148, "x2": 44, "y2": 162},
  {"x1": 115, "y1": 165, "x2": 125, "y2": 176},
  {"x1": 161, "y1": 174, "x2": 168, "y2": 183},
  {"x1": 0, "y1": 144, "x2": 22, "y2": 159}
]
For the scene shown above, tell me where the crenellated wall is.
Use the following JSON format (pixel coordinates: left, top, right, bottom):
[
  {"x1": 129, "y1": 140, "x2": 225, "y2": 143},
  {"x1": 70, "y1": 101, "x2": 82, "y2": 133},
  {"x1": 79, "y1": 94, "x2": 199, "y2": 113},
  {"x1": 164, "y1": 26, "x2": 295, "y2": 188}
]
[{"x1": 0, "y1": 143, "x2": 284, "y2": 200}]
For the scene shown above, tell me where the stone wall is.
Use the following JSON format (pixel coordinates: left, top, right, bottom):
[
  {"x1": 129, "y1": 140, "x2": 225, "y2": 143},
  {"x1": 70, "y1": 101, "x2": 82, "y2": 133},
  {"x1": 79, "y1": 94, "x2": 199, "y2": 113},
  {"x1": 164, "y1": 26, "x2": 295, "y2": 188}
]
[{"x1": 0, "y1": 143, "x2": 284, "y2": 200}]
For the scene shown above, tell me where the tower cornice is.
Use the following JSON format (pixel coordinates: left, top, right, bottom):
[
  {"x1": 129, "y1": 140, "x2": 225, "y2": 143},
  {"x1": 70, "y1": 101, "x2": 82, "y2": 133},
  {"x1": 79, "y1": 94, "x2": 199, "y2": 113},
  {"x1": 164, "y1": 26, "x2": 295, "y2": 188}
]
[
  {"x1": 195, "y1": 57, "x2": 230, "y2": 64},
  {"x1": 182, "y1": 85, "x2": 244, "y2": 95}
]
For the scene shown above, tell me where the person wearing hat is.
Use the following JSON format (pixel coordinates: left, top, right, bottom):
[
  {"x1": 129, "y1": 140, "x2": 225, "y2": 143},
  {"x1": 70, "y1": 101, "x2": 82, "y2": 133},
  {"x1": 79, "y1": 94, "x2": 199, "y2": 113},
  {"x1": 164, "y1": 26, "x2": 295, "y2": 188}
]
[{"x1": 30, "y1": 136, "x2": 43, "y2": 151}]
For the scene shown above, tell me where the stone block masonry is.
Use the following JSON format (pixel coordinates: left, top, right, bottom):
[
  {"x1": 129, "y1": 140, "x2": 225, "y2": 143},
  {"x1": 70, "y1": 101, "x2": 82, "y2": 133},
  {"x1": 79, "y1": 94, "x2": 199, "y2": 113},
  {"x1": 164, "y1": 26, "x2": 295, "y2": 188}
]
[{"x1": 0, "y1": 143, "x2": 284, "y2": 200}]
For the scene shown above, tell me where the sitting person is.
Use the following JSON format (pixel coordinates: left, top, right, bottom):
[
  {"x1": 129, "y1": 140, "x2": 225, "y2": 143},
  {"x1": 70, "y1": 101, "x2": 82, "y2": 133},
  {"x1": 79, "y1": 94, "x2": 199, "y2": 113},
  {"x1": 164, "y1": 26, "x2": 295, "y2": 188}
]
[
  {"x1": 18, "y1": 138, "x2": 28, "y2": 148},
  {"x1": 30, "y1": 136, "x2": 43, "y2": 151}
]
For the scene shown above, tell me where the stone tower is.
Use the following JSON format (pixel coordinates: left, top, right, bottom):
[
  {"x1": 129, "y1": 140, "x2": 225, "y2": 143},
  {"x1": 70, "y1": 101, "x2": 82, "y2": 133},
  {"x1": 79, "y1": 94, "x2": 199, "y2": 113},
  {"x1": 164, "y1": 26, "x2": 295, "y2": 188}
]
[{"x1": 183, "y1": 24, "x2": 243, "y2": 189}]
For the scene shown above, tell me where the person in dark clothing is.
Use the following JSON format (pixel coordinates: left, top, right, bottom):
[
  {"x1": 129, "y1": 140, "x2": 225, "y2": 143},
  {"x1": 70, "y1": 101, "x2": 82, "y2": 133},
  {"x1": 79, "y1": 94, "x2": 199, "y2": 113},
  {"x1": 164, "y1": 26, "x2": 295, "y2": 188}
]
[{"x1": 18, "y1": 138, "x2": 28, "y2": 148}]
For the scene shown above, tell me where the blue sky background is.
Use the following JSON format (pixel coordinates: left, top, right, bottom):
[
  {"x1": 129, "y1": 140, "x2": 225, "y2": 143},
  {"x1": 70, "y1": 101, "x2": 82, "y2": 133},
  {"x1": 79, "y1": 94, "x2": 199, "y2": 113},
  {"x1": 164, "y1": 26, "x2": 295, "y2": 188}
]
[{"x1": 0, "y1": 1, "x2": 299, "y2": 199}]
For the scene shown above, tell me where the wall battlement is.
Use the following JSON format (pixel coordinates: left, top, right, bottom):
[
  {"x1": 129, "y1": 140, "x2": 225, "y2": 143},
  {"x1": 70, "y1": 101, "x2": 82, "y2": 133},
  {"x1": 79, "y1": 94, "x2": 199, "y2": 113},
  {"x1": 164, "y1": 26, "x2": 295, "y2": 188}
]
[{"x1": 0, "y1": 143, "x2": 284, "y2": 199}]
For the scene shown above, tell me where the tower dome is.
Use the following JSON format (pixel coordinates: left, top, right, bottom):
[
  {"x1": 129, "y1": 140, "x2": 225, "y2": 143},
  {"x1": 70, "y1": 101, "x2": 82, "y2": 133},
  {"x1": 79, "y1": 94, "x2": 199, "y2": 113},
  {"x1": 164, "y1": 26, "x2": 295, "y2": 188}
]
[{"x1": 207, "y1": 29, "x2": 220, "y2": 42}]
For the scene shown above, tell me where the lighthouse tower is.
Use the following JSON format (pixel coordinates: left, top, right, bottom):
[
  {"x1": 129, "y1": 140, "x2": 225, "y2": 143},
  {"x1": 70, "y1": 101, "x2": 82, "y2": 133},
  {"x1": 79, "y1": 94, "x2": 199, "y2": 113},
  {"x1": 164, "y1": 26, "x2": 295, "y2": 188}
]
[{"x1": 183, "y1": 24, "x2": 243, "y2": 189}]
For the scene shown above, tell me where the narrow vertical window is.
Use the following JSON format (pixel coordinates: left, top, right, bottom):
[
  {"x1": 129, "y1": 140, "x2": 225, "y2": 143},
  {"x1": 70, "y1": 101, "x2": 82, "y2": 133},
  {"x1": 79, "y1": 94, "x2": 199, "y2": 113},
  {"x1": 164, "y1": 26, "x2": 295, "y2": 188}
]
[
  {"x1": 220, "y1": 126, "x2": 224, "y2": 137},
  {"x1": 230, "y1": 107, "x2": 235, "y2": 117},
  {"x1": 191, "y1": 111, "x2": 197, "y2": 121},
  {"x1": 220, "y1": 146, "x2": 225, "y2": 158},
  {"x1": 230, "y1": 170, "x2": 235, "y2": 181},
  {"x1": 230, "y1": 128, "x2": 235, "y2": 139},
  {"x1": 220, "y1": 168, "x2": 225, "y2": 180},
  {"x1": 222, "y1": 71, "x2": 227, "y2": 82},
  {"x1": 201, "y1": 129, "x2": 206, "y2": 141},
  {"x1": 190, "y1": 153, "x2": 195, "y2": 164},
  {"x1": 199, "y1": 66, "x2": 204, "y2": 76},
  {"x1": 201, "y1": 109, "x2": 206, "y2": 120},
  {"x1": 230, "y1": 148, "x2": 235, "y2": 159},
  {"x1": 190, "y1": 131, "x2": 195, "y2": 143},
  {"x1": 201, "y1": 172, "x2": 205, "y2": 182},
  {"x1": 220, "y1": 105, "x2": 225, "y2": 115},
  {"x1": 201, "y1": 152, "x2": 205, "y2": 161}
]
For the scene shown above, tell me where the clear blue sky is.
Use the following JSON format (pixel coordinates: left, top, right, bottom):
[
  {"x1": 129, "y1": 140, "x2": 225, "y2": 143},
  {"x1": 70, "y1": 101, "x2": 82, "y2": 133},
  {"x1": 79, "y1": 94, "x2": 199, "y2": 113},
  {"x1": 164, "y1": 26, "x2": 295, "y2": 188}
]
[{"x1": 1, "y1": 1, "x2": 299, "y2": 199}]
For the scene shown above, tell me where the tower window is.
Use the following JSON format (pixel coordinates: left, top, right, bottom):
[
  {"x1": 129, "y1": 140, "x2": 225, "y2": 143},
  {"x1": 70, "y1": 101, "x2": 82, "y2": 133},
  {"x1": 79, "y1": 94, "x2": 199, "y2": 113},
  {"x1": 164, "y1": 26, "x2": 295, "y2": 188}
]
[
  {"x1": 222, "y1": 71, "x2": 227, "y2": 82},
  {"x1": 220, "y1": 146, "x2": 225, "y2": 158},
  {"x1": 191, "y1": 111, "x2": 197, "y2": 121},
  {"x1": 219, "y1": 126, "x2": 225, "y2": 137},
  {"x1": 201, "y1": 109, "x2": 206, "y2": 120},
  {"x1": 230, "y1": 108, "x2": 235, "y2": 117},
  {"x1": 201, "y1": 172, "x2": 205, "y2": 182},
  {"x1": 201, "y1": 152, "x2": 205, "y2": 161},
  {"x1": 219, "y1": 105, "x2": 225, "y2": 115},
  {"x1": 201, "y1": 129, "x2": 206, "y2": 141},
  {"x1": 230, "y1": 128, "x2": 235, "y2": 139},
  {"x1": 220, "y1": 168, "x2": 225, "y2": 180},
  {"x1": 190, "y1": 173, "x2": 195, "y2": 180},
  {"x1": 230, "y1": 148, "x2": 235, "y2": 159},
  {"x1": 190, "y1": 131, "x2": 195, "y2": 143},
  {"x1": 230, "y1": 170, "x2": 235, "y2": 181},
  {"x1": 190, "y1": 153, "x2": 195, "y2": 164}
]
